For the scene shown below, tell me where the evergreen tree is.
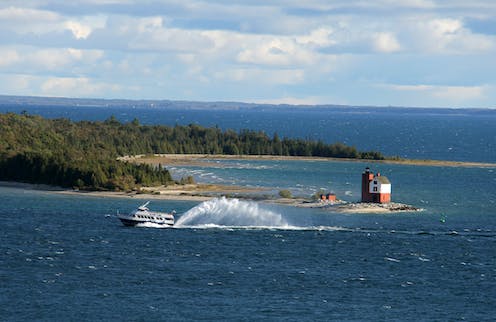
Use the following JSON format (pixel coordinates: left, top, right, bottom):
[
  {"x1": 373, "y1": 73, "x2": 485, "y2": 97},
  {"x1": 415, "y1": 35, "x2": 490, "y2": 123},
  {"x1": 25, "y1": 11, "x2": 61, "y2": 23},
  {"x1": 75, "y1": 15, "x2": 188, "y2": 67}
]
[{"x1": 0, "y1": 112, "x2": 385, "y2": 190}]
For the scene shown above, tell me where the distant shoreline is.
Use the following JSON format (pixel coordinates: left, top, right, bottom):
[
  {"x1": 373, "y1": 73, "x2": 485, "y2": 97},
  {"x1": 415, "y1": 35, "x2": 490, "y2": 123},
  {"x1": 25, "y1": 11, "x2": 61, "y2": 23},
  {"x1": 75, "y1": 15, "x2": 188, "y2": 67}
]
[
  {"x1": 2, "y1": 94, "x2": 496, "y2": 112},
  {"x1": 123, "y1": 153, "x2": 496, "y2": 168}
]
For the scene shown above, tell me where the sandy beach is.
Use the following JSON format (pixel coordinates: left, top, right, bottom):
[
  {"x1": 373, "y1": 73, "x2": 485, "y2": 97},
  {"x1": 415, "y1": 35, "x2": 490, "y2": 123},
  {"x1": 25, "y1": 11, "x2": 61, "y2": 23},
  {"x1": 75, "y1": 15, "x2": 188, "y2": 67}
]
[
  {"x1": 0, "y1": 179, "x2": 422, "y2": 213},
  {"x1": 0, "y1": 181, "x2": 263, "y2": 202},
  {"x1": 121, "y1": 153, "x2": 496, "y2": 168}
]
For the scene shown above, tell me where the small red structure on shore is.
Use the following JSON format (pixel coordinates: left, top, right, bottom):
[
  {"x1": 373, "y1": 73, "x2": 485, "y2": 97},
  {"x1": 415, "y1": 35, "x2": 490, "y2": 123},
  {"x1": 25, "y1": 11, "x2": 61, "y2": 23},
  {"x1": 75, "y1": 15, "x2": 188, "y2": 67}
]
[
  {"x1": 320, "y1": 193, "x2": 336, "y2": 201},
  {"x1": 361, "y1": 167, "x2": 391, "y2": 203}
]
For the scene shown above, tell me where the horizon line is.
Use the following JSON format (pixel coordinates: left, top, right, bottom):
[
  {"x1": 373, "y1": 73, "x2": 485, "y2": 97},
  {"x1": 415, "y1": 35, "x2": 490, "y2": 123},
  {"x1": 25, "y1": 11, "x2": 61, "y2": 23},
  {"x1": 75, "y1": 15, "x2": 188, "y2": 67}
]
[{"x1": 0, "y1": 93, "x2": 494, "y2": 111}]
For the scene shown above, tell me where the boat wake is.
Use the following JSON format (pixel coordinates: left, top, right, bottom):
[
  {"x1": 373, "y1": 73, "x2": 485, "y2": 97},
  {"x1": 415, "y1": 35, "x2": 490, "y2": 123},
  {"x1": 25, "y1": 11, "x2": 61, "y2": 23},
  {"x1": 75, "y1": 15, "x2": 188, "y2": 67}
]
[
  {"x1": 175, "y1": 197, "x2": 289, "y2": 228},
  {"x1": 131, "y1": 198, "x2": 496, "y2": 238},
  {"x1": 134, "y1": 222, "x2": 175, "y2": 229}
]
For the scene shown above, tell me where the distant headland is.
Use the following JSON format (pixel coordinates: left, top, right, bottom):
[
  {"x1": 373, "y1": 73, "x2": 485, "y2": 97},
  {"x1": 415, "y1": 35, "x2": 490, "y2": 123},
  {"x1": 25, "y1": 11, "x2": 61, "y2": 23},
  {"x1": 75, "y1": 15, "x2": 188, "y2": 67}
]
[
  {"x1": 0, "y1": 112, "x2": 384, "y2": 192},
  {"x1": 1, "y1": 94, "x2": 495, "y2": 114},
  {"x1": 1, "y1": 110, "x2": 494, "y2": 194}
]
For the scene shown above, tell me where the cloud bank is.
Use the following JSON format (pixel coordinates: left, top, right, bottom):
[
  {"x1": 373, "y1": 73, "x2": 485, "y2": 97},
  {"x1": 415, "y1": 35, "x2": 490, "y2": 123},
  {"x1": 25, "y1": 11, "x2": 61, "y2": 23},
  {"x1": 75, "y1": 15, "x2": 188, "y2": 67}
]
[{"x1": 0, "y1": 1, "x2": 495, "y2": 107}]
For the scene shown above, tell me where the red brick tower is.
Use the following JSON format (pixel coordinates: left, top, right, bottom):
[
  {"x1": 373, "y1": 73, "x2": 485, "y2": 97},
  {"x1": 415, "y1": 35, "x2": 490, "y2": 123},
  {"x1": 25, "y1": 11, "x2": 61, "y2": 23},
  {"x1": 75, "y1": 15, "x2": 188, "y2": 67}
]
[{"x1": 361, "y1": 167, "x2": 374, "y2": 202}]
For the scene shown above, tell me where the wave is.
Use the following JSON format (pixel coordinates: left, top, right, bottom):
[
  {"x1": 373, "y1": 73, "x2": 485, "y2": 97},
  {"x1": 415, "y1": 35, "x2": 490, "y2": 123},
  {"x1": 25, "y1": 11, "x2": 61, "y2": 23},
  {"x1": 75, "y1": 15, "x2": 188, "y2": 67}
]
[{"x1": 175, "y1": 223, "x2": 352, "y2": 231}]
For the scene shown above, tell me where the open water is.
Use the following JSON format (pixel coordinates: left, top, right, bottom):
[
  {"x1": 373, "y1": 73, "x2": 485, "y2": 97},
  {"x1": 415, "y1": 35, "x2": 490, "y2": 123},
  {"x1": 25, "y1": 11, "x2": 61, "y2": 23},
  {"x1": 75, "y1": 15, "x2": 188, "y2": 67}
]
[{"x1": 0, "y1": 105, "x2": 495, "y2": 320}]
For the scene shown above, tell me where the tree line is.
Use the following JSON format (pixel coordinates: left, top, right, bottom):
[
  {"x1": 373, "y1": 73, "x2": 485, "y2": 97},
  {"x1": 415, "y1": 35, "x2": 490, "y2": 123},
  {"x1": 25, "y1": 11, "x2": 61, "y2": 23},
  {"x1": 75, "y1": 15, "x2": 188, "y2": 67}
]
[{"x1": 0, "y1": 112, "x2": 384, "y2": 190}]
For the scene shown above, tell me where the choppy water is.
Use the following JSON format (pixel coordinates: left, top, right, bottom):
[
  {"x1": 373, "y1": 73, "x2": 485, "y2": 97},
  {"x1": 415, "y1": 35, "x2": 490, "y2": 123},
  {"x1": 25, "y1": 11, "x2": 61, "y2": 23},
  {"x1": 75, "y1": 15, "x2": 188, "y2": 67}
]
[
  {"x1": 0, "y1": 105, "x2": 495, "y2": 320},
  {"x1": 1, "y1": 158, "x2": 495, "y2": 321}
]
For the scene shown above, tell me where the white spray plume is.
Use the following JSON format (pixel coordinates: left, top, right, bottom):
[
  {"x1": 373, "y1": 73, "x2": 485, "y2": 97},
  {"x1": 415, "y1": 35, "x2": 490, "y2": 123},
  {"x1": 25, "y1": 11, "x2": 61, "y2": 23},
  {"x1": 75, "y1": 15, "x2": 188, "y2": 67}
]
[{"x1": 176, "y1": 197, "x2": 287, "y2": 228}]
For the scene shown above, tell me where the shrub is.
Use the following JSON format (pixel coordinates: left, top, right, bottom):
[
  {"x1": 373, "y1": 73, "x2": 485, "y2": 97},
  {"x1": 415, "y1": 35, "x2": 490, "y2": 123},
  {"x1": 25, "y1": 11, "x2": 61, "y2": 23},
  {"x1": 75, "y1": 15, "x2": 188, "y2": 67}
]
[{"x1": 279, "y1": 189, "x2": 292, "y2": 198}]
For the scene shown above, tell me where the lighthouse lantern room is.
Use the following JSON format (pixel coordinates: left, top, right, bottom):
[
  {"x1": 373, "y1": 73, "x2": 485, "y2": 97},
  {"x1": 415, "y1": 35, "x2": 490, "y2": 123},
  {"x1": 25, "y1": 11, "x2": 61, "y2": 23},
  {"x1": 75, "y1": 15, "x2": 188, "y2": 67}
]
[{"x1": 361, "y1": 167, "x2": 391, "y2": 203}]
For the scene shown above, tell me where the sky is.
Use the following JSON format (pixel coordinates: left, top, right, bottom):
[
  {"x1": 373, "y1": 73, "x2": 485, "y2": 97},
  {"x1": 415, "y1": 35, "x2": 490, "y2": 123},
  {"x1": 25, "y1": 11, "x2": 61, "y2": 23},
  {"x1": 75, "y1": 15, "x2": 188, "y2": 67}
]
[{"x1": 0, "y1": 0, "x2": 495, "y2": 108}]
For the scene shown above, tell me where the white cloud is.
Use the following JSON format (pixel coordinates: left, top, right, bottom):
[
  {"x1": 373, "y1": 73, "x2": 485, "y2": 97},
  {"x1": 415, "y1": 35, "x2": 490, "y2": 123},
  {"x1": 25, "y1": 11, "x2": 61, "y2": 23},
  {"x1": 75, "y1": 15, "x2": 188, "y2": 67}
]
[
  {"x1": 431, "y1": 85, "x2": 486, "y2": 101},
  {"x1": 64, "y1": 16, "x2": 106, "y2": 40},
  {"x1": 215, "y1": 68, "x2": 305, "y2": 85},
  {"x1": 0, "y1": 6, "x2": 107, "y2": 40},
  {"x1": 372, "y1": 32, "x2": 401, "y2": 53},
  {"x1": 0, "y1": 1, "x2": 495, "y2": 107},
  {"x1": 32, "y1": 48, "x2": 103, "y2": 70},
  {"x1": 431, "y1": 18, "x2": 462, "y2": 34},
  {"x1": 388, "y1": 84, "x2": 488, "y2": 102},
  {"x1": 136, "y1": 16, "x2": 163, "y2": 32},
  {"x1": 0, "y1": 46, "x2": 104, "y2": 73},
  {"x1": 119, "y1": 17, "x2": 214, "y2": 52},
  {"x1": 0, "y1": 74, "x2": 35, "y2": 92},
  {"x1": 406, "y1": 18, "x2": 495, "y2": 53},
  {"x1": 40, "y1": 77, "x2": 120, "y2": 96},
  {"x1": 237, "y1": 38, "x2": 306, "y2": 66},
  {"x1": 0, "y1": 48, "x2": 20, "y2": 67},
  {"x1": 296, "y1": 28, "x2": 336, "y2": 48},
  {"x1": 0, "y1": 6, "x2": 61, "y2": 35},
  {"x1": 64, "y1": 21, "x2": 92, "y2": 39},
  {"x1": 235, "y1": 28, "x2": 338, "y2": 67},
  {"x1": 0, "y1": 6, "x2": 59, "y2": 24}
]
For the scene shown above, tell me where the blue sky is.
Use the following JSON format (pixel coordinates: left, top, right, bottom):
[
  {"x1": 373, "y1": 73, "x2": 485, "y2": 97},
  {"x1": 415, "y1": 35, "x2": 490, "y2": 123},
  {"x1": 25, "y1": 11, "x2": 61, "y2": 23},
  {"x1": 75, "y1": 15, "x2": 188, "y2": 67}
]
[{"x1": 0, "y1": 0, "x2": 495, "y2": 108}]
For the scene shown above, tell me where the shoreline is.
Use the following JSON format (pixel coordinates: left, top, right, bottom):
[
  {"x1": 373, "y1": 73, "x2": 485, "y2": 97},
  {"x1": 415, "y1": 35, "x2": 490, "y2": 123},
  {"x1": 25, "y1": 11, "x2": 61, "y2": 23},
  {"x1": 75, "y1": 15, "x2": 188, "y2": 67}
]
[
  {"x1": 1, "y1": 181, "x2": 422, "y2": 213},
  {"x1": 122, "y1": 153, "x2": 496, "y2": 168},
  {"x1": 0, "y1": 181, "x2": 257, "y2": 202}
]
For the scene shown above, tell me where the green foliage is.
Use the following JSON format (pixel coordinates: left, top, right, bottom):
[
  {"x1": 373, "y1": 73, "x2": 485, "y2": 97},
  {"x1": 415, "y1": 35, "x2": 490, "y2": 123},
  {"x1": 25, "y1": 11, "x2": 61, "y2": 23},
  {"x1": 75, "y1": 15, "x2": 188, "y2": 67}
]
[
  {"x1": 0, "y1": 113, "x2": 173, "y2": 191},
  {"x1": 0, "y1": 112, "x2": 385, "y2": 190},
  {"x1": 278, "y1": 189, "x2": 293, "y2": 199},
  {"x1": 179, "y1": 175, "x2": 196, "y2": 185},
  {"x1": 312, "y1": 189, "x2": 328, "y2": 201}
]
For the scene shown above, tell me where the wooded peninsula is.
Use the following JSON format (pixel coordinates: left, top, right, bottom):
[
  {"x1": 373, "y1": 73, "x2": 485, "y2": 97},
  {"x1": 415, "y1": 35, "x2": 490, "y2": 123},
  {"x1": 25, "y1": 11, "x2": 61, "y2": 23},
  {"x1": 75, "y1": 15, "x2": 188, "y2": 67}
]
[{"x1": 0, "y1": 112, "x2": 384, "y2": 191}]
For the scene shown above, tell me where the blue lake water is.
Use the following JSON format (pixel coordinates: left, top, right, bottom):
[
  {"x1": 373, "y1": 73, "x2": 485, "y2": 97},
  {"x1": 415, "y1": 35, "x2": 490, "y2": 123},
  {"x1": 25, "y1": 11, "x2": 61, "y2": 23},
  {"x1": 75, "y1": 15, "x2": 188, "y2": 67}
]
[
  {"x1": 1, "y1": 159, "x2": 495, "y2": 320},
  {"x1": 1, "y1": 105, "x2": 495, "y2": 320}
]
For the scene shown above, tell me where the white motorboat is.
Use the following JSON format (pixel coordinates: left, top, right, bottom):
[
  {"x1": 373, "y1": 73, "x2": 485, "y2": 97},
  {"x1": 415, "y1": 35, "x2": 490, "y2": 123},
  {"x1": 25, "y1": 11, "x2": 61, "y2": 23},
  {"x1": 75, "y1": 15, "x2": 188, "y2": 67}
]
[{"x1": 118, "y1": 201, "x2": 175, "y2": 227}]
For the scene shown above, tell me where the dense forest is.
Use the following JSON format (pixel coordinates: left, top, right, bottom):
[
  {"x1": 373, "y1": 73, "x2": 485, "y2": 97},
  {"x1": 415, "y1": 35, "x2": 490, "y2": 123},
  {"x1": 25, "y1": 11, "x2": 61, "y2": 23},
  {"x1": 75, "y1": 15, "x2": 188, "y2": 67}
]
[{"x1": 0, "y1": 112, "x2": 384, "y2": 190}]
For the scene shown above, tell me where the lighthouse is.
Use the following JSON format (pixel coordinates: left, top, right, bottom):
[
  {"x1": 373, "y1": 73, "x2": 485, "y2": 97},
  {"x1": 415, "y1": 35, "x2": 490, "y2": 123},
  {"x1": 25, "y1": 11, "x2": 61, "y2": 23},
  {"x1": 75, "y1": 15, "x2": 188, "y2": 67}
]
[{"x1": 361, "y1": 167, "x2": 391, "y2": 203}]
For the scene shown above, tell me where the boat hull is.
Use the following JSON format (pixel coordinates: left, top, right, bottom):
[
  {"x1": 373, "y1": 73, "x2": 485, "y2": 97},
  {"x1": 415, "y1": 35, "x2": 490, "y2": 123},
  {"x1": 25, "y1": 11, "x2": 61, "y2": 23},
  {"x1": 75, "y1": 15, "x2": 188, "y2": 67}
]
[
  {"x1": 118, "y1": 217, "x2": 174, "y2": 227},
  {"x1": 119, "y1": 218, "x2": 140, "y2": 227}
]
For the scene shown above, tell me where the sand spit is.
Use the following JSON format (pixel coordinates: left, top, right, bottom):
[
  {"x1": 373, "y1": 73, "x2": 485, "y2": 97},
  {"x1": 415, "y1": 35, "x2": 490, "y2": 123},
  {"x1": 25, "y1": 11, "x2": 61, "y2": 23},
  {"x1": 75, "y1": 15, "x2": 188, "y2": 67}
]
[
  {"x1": 120, "y1": 153, "x2": 496, "y2": 168},
  {"x1": 1, "y1": 181, "x2": 421, "y2": 213},
  {"x1": 0, "y1": 181, "x2": 264, "y2": 202},
  {"x1": 267, "y1": 198, "x2": 421, "y2": 213},
  {"x1": 305, "y1": 201, "x2": 421, "y2": 213}
]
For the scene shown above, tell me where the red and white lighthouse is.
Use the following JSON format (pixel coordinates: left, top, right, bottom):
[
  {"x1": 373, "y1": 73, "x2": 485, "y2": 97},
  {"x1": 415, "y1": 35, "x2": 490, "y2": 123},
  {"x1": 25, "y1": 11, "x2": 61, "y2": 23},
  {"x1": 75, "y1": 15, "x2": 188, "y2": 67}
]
[{"x1": 361, "y1": 167, "x2": 391, "y2": 203}]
